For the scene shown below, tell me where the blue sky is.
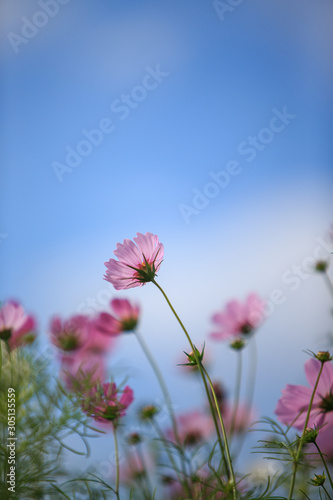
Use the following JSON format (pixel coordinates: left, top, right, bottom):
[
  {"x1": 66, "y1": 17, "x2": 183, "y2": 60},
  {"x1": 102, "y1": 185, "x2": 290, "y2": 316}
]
[{"x1": 1, "y1": 0, "x2": 333, "y2": 475}]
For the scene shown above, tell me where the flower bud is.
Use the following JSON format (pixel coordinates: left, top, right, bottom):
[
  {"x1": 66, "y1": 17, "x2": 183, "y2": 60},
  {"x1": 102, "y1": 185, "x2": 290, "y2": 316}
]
[
  {"x1": 230, "y1": 338, "x2": 245, "y2": 350},
  {"x1": 315, "y1": 260, "x2": 328, "y2": 272},
  {"x1": 310, "y1": 473, "x2": 326, "y2": 487},
  {"x1": 127, "y1": 432, "x2": 142, "y2": 445},
  {"x1": 183, "y1": 345, "x2": 205, "y2": 366},
  {"x1": 316, "y1": 351, "x2": 332, "y2": 363},
  {"x1": 303, "y1": 427, "x2": 319, "y2": 444},
  {"x1": 139, "y1": 404, "x2": 159, "y2": 421}
]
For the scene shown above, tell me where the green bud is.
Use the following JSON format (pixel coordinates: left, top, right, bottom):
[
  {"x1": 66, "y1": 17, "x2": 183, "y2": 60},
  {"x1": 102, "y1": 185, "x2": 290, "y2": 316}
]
[
  {"x1": 316, "y1": 351, "x2": 332, "y2": 363},
  {"x1": 139, "y1": 404, "x2": 159, "y2": 421},
  {"x1": 183, "y1": 344, "x2": 205, "y2": 366},
  {"x1": 310, "y1": 473, "x2": 326, "y2": 487},
  {"x1": 127, "y1": 432, "x2": 142, "y2": 445},
  {"x1": 230, "y1": 338, "x2": 245, "y2": 350},
  {"x1": 315, "y1": 260, "x2": 328, "y2": 272}
]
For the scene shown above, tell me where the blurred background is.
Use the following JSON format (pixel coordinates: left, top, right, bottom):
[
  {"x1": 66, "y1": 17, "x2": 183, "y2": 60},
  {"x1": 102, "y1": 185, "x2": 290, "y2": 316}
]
[{"x1": 1, "y1": 0, "x2": 333, "y2": 476}]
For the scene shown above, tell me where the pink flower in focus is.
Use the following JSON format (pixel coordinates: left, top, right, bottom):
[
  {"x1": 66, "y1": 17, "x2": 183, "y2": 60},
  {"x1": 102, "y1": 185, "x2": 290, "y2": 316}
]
[
  {"x1": 0, "y1": 301, "x2": 36, "y2": 350},
  {"x1": 166, "y1": 410, "x2": 215, "y2": 447},
  {"x1": 83, "y1": 382, "x2": 134, "y2": 425},
  {"x1": 104, "y1": 232, "x2": 164, "y2": 290},
  {"x1": 94, "y1": 298, "x2": 140, "y2": 336},
  {"x1": 275, "y1": 358, "x2": 333, "y2": 431},
  {"x1": 210, "y1": 293, "x2": 264, "y2": 342}
]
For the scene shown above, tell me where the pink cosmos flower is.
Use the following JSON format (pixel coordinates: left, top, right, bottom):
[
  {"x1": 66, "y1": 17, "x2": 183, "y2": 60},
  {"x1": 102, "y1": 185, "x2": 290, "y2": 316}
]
[
  {"x1": 275, "y1": 358, "x2": 333, "y2": 431},
  {"x1": 0, "y1": 301, "x2": 36, "y2": 350},
  {"x1": 94, "y1": 298, "x2": 140, "y2": 336},
  {"x1": 104, "y1": 232, "x2": 164, "y2": 290},
  {"x1": 316, "y1": 419, "x2": 333, "y2": 459},
  {"x1": 60, "y1": 351, "x2": 106, "y2": 391},
  {"x1": 50, "y1": 314, "x2": 115, "y2": 356},
  {"x1": 49, "y1": 315, "x2": 89, "y2": 352},
  {"x1": 210, "y1": 293, "x2": 265, "y2": 342},
  {"x1": 51, "y1": 314, "x2": 116, "y2": 391},
  {"x1": 83, "y1": 382, "x2": 134, "y2": 425},
  {"x1": 166, "y1": 410, "x2": 215, "y2": 447}
]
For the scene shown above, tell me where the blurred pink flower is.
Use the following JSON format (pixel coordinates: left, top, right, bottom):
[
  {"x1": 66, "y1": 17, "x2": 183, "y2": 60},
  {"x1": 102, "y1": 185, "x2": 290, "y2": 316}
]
[
  {"x1": 222, "y1": 402, "x2": 257, "y2": 434},
  {"x1": 60, "y1": 351, "x2": 106, "y2": 391},
  {"x1": 83, "y1": 382, "x2": 134, "y2": 425},
  {"x1": 118, "y1": 451, "x2": 153, "y2": 485},
  {"x1": 210, "y1": 293, "x2": 264, "y2": 342},
  {"x1": 104, "y1": 232, "x2": 164, "y2": 290},
  {"x1": 94, "y1": 298, "x2": 140, "y2": 336},
  {"x1": 0, "y1": 301, "x2": 36, "y2": 350},
  {"x1": 275, "y1": 358, "x2": 333, "y2": 430},
  {"x1": 316, "y1": 419, "x2": 333, "y2": 459},
  {"x1": 50, "y1": 313, "x2": 116, "y2": 356},
  {"x1": 49, "y1": 315, "x2": 89, "y2": 352},
  {"x1": 166, "y1": 410, "x2": 215, "y2": 447},
  {"x1": 51, "y1": 314, "x2": 117, "y2": 391}
]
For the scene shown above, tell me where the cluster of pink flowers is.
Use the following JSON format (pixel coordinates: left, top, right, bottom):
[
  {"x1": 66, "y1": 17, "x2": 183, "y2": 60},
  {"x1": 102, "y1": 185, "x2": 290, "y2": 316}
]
[
  {"x1": 49, "y1": 295, "x2": 141, "y2": 424},
  {"x1": 0, "y1": 301, "x2": 36, "y2": 350}
]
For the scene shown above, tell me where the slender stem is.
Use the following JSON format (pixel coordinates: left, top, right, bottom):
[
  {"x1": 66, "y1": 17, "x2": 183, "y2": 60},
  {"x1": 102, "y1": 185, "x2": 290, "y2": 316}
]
[
  {"x1": 135, "y1": 330, "x2": 192, "y2": 497},
  {"x1": 151, "y1": 417, "x2": 190, "y2": 487},
  {"x1": 152, "y1": 279, "x2": 236, "y2": 495},
  {"x1": 202, "y1": 365, "x2": 237, "y2": 500},
  {"x1": 234, "y1": 337, "x2": 258, "y2": 457},
  {"x1": 314, "y1": 442, "x2": 333, "y2": 491},
  {"x1": 136, "y1": 444, "x2": 152, "y2": 499},
  {"x1": 288, "y1": 362, "x2": 324, "y2": 500},
  {"x1": 135, "y1": 331, "x2": 179, "y2": 447},
  {"x1": 113, "y1": 425, "x2": 120, "y2": 500},
  {"x1": 324, "y1": 271, "x2": 333, "y2": 299},
  {"x1": 246, "y1": 336, "x2": 257, "y2": 414},
  {"x1": 322, "y1": 484, "x2": 333, "y2": 500},
  {"x1": 230, "y1": 350, "x2": 242, "y2": 437}
]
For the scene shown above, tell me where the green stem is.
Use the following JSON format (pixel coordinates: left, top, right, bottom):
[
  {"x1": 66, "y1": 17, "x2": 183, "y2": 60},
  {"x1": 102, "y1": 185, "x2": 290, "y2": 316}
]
[
  {"x1": 288, "y1": 361, "x2": 324, "y2": 500},
  {"x1": 152, "y1": 279, "x2": 236, "y2": 496},
  {"x1": 135, "y1": 330, "x2": 192, "y2": 497},
  {"x1": 246, "y1": 336, "x2": 257, "y2": 416},
  {"x1": 113, "y1": 425, "x2": 120, "y2": 500},
  {"x1": 324, "y1": 271, "x2": 333, "y2": 299},
  {"x1": 151, "y1": 417, "x2": 190, "y2": 488},
  {"x1": 322, "y1": 484, "x2": 333, "y2": 500},
  {"x1": 230, "y1": 350, "x2": 242, "y2": 437},
  {"x1": 202, "y1": 365, "x2": 237, "y2": 500},
  {"x1": 136, "y1": 443, "x2": 152, "y2": 500},
  {"x1": 314, "y1": 442, "x2": 333, "y2": 491}
]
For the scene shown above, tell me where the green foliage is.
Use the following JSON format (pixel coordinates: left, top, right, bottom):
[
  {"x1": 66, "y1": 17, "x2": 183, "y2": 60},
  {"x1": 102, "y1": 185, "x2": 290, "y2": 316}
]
[{"x1": 0, "y1": 344, "x2": 100, "y2": 499}]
